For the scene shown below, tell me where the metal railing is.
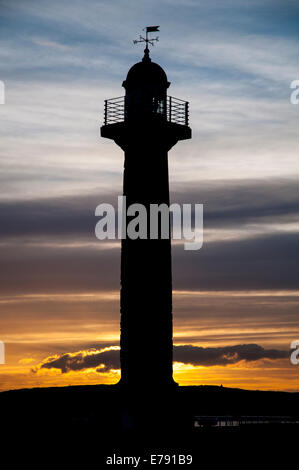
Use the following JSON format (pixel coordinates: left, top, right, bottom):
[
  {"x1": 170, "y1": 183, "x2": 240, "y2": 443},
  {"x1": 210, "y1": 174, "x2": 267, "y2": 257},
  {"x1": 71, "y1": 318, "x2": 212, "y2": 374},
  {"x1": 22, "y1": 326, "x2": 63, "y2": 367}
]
[
  {"x1": 103, "y1": 96, "x2": 124, "y2": 125},
  {"x1": 167, "y1": 96, "x2": 189, "y2": 126},
  {"x1": 103, "y1": 95, "x2": 189, "y2": 126}
]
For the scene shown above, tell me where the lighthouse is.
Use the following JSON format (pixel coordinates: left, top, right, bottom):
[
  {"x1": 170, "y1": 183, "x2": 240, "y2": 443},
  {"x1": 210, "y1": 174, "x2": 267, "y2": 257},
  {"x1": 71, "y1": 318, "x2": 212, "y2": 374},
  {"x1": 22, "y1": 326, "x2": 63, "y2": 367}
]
[{"x1": 101, "y1": 28, "x2": 191, "y2": 391}]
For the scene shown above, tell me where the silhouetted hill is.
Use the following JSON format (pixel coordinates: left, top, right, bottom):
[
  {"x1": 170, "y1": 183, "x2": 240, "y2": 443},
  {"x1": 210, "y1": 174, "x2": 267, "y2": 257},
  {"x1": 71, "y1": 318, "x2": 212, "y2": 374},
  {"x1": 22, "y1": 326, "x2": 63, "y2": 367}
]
[
  {"x1": 1, "y1": 384, "x2": 298, "y2": 467},
  {"x1": 2, "y1": 383, "x2": 299, "y2": 423}
]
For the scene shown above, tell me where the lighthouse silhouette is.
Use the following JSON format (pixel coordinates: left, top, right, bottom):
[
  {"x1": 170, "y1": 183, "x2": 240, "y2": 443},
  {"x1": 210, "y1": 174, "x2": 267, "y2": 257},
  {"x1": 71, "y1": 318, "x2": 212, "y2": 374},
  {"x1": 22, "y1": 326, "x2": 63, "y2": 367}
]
[{"x1": 101, "y1": 28, "x2": 191, "y2": 393}]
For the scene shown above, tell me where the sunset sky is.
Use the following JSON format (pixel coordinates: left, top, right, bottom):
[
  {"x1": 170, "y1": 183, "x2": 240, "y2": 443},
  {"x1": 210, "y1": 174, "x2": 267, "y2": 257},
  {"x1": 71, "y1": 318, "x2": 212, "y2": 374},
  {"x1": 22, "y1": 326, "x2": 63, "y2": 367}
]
[{"x1": 0, "y1": 0, "x2": 299, "y2": 392}]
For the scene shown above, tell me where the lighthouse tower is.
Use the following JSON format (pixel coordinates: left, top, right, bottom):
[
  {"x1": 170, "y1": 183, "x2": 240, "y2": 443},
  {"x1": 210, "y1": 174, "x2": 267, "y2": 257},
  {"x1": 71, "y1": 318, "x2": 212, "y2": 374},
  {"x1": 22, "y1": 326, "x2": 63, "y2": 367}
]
[{"x1": 101, "y1": 28, "x2": 191, "y2": 391}]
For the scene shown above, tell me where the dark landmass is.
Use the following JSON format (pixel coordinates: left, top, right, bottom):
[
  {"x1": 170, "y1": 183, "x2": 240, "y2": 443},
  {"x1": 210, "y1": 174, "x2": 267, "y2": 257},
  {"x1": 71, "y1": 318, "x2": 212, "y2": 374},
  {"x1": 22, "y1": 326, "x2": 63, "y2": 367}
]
[
  {"x1": 2, "y1": 383, "x2": 299, "y2": 419},
  {"x1": 1, "y1": 384, "x2": 298, "y2": 466}
]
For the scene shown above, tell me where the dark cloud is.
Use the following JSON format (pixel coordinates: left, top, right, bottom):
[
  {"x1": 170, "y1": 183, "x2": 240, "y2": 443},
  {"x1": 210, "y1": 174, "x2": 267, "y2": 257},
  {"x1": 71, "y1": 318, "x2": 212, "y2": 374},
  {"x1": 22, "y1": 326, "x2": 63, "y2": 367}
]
[
  {"x1": 0, "y1": 193, "x2": 112, "y2": 238},
  {"x1": 0, "y1": 231, "x2": 298, "y2": 294},
  {"x1": 34, "y1": 343, "x2": 288, "y2": 374},
  {"x1": 173, "y1": 344, "x2": 289, "y2": 366},
  {"x1": 172, "y1": 231, "x2": 299, "y2": 291},
  {"x1": 1, "y1": 178, "x2": 299, "y2": 294},
  {"x1": 37, "y1": 348, "x2": 120, "y2": 374},
  {"x1": 173, "y1": 178, "x2": 299, "y2": 227},
  {"x1": 0, "y1": 178, "x2": 298, "y2": 238},
  {"x1": 0, "y1": 242, "x2": 120, "y2": 294}
]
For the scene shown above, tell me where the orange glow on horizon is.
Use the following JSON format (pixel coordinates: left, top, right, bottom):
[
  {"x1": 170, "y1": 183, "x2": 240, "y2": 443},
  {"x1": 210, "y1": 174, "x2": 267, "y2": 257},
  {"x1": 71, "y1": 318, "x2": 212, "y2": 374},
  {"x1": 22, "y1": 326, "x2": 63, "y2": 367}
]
[{"x1": 1, "y1": 289, "x2": 298, "y2": 393}]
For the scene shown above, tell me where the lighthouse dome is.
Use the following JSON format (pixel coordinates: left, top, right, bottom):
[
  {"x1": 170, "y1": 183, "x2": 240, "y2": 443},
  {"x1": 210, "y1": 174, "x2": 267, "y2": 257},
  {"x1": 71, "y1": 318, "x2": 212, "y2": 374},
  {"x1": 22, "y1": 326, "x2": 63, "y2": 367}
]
[{"x1": 122, "y1": 49, "x2": 170, "y2": 89}]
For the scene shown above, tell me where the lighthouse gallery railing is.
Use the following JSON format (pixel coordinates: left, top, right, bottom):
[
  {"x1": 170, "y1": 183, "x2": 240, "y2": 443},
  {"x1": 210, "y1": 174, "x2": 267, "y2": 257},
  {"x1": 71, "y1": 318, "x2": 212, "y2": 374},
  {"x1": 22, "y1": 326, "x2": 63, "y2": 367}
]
[{"x1": 103, "y1": 95, "x2": 189, "y2": 126}]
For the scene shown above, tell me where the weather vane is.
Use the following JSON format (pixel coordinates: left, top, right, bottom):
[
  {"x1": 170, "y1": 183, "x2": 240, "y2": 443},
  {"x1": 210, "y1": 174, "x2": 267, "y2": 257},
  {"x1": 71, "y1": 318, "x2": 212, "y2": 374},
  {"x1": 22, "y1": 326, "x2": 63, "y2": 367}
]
[{"x1": 133, "y1": 26, "x2": 160, "y2": 50}]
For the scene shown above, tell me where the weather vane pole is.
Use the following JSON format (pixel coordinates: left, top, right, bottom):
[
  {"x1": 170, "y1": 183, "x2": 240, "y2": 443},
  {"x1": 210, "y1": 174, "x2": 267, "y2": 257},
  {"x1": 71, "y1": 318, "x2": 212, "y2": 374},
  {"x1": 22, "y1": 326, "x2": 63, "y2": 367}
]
[{"x1": 133, "y1": 26, "x2": 160, "y2": 51}]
